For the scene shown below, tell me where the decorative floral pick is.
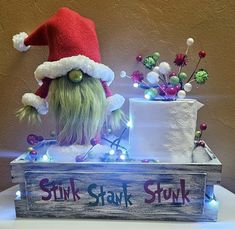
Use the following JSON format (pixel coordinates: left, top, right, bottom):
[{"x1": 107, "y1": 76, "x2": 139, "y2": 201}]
[{"x1": 120, "y1": 38, "x2": 208, "y2": 101}]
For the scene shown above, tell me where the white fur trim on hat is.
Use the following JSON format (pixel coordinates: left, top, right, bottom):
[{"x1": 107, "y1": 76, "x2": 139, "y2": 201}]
[
  {"x1": 12, "y1": 32, "x2": 30, "y2": 52},
  {"x1": 106, "y1": 94, "x2": 125, "y2": 114},
  {"x1": 34, "y1": 55, "x2": 114, "y2": 86},
  {"x1": 22, "y1": 93, "x2": 48, "y2": 115}
]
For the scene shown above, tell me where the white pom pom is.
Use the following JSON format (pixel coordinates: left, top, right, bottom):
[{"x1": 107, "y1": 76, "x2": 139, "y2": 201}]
[
  {"x1": 186, "y1": 38, "x2": 194, "y2": 46},
  {"x1": 22, "y1": 93, "x2": 48, "y2": 115},
  {"x1": 159, "y1": 62, "x2": 171, "y2": 75},
  {"x1": 184, "y1": 83, "x2": 192, "y2": 92},
  {"x1": 153, "y1": 66, "x2": 159, "y2": 73},
  {"x1": 106, "y1": 94, "x2": 125, "y2": 114},
  {"x1": 120, "y1": 71, "x2": 127, "y2": 78},
  {"x1": 146, "y1": 71, "x2": 159, "y2": 84},
  {"x1": 177, "y1": 90, "x2": 186, "y2": 99},
  {"x1": 12, "y1": 32, "x2": 30, "y2": 52}
]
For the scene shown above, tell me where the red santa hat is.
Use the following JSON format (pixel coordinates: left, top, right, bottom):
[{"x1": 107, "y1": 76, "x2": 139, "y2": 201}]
[{"x1": 12, "y1": 7, "x2": 124, "y2": 115}]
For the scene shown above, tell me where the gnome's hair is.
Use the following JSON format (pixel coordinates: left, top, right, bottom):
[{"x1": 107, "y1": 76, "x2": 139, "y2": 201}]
[{"x1": 17, "y1": 74, "x2": 125, "y2": 146}]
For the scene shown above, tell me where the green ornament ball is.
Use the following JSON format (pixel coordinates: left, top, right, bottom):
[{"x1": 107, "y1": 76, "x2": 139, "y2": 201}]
[
  {"x1": 169, "y1": 76, "x2": 180, "y2": 85},
  {"x1": 143, "y1": 56, "x2": 156, "y2": 69},
  {"x1": 178, "y1": 72, "x2": 187, "y2": 80},
  {"x1": 152, "y1": 52, "x2": 160, "y2": 61},
  {"x1": 68, "y1": 70, "x2": 83, "y2": 83},
  {"x1": 194, "y1": 69, "x2": 208, "y2": 84},
  {"x1": 195, "y1": 130, "x2": 202, "y2": 139},
  {"x1": 144, "y1": 88, "x2": 158, "y2": 98}
]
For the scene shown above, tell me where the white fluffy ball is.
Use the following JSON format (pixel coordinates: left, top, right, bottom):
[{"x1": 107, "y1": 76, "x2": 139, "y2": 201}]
[
  {"x1": 120, "y1": 71, "x2": 126, "y2": 78},
  {"x1": 153, "y1": 66, "x2": 159, "y2": 73},
  {"x1": 147, "y1": 71, "x2": 160, "y2": 84},
  {"x1": 186, "y1": 38, "x2": 194, "y2": 46},
  {"x1": 158, "y1": 62, "x2": 171, "y2": 75},
  {"x1": 177, "y1": 90, "x2": 186, "y2": 99},
  {"x1": 184, "y1": 83, "x2": 192, "y2": 92}
]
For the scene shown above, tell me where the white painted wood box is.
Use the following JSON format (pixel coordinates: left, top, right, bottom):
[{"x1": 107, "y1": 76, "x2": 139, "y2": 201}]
[{"x1": 10, "y1": 142, "x2": 222, "y2": 222}]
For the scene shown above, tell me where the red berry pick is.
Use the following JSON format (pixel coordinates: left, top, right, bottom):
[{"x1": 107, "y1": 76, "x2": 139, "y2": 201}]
[
  {"x1": 174, "y1": 53, "x2": 187, "y2": 66},
  {"x1": 199, "y1": 50, "x2": 206, "y2": 58},
  {"x1": 200, "y1": 123, "x2": 207, "y2": 131},
  {"x1": 136, "y1": 55, "x2": 143, "y2": 62}
]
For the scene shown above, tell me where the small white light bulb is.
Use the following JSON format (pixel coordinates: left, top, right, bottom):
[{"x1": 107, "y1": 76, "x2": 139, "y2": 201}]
[
  {"x1": 144, "y1": 94, "x2": 151, "y2": 100},
  {"x1": 126, "y1": 120, "x2": 132, "y2": 128},
  {"x1": 42, "y1": 154, "x2": 49, "y2": 161},
  {"x1": 120, "y1": 154, "x2": 126, "y2": 160},
  {"x1": 133, "y1": 82, "x2": 139, "y2": 88},
  {"x1": 109, "y1": 149, "x2": 115, "y2": 155},
  {"x1": 16, "y1": 190, "x2": 21, "y2": 198}
]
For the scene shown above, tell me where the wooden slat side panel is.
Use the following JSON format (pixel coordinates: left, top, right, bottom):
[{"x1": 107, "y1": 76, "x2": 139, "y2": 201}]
[
  {"x1": 24, "y1": 172, "x2": 206, "y2": 219},
  {"x1": 11, "y1": 162, "x2": 222, "y2": 184},
  {"x1": 14, "y1": 199, "x2": 218, "y2": 222}
]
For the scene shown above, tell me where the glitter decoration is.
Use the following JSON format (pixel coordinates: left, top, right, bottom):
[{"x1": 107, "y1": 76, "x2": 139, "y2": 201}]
[
  {"x1": 136, "y1": 55, "x2": 143, "y2": 62},
  {"x1": 195, "y1": 69, "x2": 208, "y2": 84},
  {"x1": 143, "y1": 56, "x2": 156, "y2": 69},
  {"x1": 174, "y1": 53, "x2": 187, "y2": 67},
  {"x1": 131, "y1": 70, "x2": 144, "y2": 82},
  {"x1": 199, "y1": 50, "x2": 206, "y2": 58},
  {"x1": 121, "y1": 37, "x2": 208, "y2": 100}
]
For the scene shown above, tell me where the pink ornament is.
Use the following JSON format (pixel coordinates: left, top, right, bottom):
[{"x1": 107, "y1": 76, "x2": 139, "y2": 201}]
[
  {"x1": 131, "y1": 70, "x2": 144, "y2": 82},
  {"x1": 136, "y1": 55, "x2": 143, "y2": 62},
  {"x1": 175, "y1": 84, "x2": 181, "y2": 92},
  {"x1": 169, "y1": 72, "x2": 177, "y2": 77},
  {"x1": 199, "y1": 50, "x2": 206, "y2": 58},
  {"x1": 166, "y1": 86, "x2": 177, "y2": 96},
  {"x1": 200, "y1": 123, "x2": 207, "y2": 131}
]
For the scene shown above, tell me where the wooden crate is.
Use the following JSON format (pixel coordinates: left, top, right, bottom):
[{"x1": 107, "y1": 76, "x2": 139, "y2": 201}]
[{"x1": 10, "y1": 146, "x2": 222, "y2": 222}]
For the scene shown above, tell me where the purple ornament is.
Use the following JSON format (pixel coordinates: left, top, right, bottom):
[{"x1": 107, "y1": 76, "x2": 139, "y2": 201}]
[
  {"x1": 141, "y1": 159, "x2": 149, "y2": 163},
  {"x1": 36, "y1": 135, "x2": 44, "y2": 142},
  {"x1": 136, "y1": 55, "x2": 143, "y2": 62},
  {"x1": 131, "y1": 70, "x2": 144, "y2": 82},
  {"x1": 75, "y1": 154, "x2": 87, "y2": 162},
  {"x1": 29, "y1": 150, "x2": 37, "y2": 159},
  {"x1": 90, "y1": 138, "x2": 99, "y2": 146},
  {"x1": 27, "y1": 134, "x2": 37, "y2": 145}
]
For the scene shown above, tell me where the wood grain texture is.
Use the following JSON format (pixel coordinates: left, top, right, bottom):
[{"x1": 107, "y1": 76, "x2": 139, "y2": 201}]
[
  {"x1": 11, "y1": 149, "x2": 221, "y2": 221},
  {"x1": 24, "y1": 172, "x2": 206, "y2": 217},
  {"x1": 11, "y1": 160, "x2": 222, "y2": 185}
]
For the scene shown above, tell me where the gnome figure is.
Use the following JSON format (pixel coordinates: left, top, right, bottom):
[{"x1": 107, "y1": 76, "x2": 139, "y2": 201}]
[{"x1": 13, "y1": 7, "x2": 125, "y2": 147}]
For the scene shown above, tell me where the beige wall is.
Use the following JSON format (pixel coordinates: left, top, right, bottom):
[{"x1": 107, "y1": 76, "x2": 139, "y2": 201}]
[{"x1": 0, "y1": 0, "x2": 235, "y2": 192}]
